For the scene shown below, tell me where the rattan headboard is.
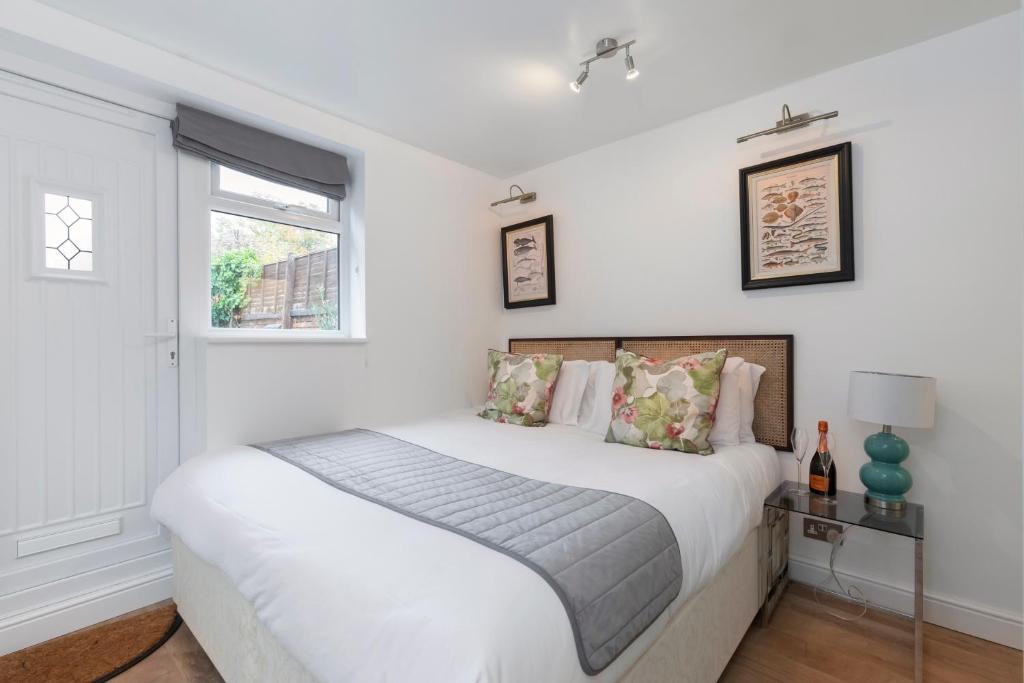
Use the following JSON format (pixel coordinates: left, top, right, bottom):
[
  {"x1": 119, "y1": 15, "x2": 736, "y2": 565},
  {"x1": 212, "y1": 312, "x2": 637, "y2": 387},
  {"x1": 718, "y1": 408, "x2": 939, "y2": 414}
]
[{"x1": 509, "y1": 335, "x2": 794, "y2": 450}]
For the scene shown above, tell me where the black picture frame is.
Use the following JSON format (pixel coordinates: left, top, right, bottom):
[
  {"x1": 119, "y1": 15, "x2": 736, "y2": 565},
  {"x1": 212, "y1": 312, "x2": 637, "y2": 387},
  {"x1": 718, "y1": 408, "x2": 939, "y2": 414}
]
[
  {"x1": 739, "y1": 142, "x2": 854, "y2": 290},
  {"x1": 501, "y1": 214, "x2": 555, "y2": 309}
]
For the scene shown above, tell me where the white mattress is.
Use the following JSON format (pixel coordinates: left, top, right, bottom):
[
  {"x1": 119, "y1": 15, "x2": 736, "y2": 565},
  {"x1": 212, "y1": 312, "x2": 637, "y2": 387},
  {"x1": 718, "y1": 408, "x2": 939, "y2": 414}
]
[{"x1": 152, "y1": 410, "x2": 779, "y2": 683}]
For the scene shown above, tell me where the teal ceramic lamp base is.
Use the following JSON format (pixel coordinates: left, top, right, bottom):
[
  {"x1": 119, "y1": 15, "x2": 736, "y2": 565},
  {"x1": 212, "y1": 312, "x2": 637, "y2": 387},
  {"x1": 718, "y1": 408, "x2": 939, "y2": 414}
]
[{"x1": 859, "y1": 426, "x2": 912, "y2": 511}]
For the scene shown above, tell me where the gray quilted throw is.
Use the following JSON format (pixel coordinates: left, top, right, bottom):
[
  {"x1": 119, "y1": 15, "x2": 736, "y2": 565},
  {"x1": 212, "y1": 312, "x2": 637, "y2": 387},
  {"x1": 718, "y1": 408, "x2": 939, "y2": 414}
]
[{"x1": 252, "y1": 429, "x2": 682, "y2": 674}]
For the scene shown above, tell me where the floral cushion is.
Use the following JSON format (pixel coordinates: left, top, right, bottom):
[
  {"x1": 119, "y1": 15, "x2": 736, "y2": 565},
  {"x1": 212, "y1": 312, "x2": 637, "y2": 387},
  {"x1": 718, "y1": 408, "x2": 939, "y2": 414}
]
[
  {"x1": 479, "y1": 350, "x2": 564, "y2": 426},
  {"x1": 605, "y1": 349, "x2": 727, "y2": 454}
]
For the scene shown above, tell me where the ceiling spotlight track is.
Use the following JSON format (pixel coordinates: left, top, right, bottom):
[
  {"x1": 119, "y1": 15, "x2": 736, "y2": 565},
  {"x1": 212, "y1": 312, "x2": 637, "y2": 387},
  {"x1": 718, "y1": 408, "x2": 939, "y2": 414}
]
[{"x1": 570, "y1": 37, "x2": 638, "y2": 93}]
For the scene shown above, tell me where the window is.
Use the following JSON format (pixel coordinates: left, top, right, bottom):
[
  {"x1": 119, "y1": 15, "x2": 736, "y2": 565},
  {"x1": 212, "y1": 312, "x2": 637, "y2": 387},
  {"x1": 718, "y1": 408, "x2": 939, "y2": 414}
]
[
  {"x1": 44, "y1": 193, "x2": 93, "y2": 271},
  {"x1": 209, "y1": 164, "x2": 344, "y2": 334},
  {"x1": 213, "y1": 164, "x2": 338, "y2": 220}
]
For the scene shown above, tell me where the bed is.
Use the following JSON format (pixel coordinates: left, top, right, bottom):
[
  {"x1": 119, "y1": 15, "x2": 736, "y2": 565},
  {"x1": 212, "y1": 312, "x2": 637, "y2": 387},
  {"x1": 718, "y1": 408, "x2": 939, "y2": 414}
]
[{"x1": 153, "y1": 335, "x2": 793, "y2": 683}]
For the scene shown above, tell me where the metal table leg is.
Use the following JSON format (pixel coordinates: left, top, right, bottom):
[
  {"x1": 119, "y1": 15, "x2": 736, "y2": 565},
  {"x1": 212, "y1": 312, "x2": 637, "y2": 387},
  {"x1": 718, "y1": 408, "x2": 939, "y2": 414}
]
[
  {"x1": 759, "y1": 506, "x2": 789, "y2": 626},
  {"x1": 915, "y1": 538, "x2": 923, "y2": 683}
]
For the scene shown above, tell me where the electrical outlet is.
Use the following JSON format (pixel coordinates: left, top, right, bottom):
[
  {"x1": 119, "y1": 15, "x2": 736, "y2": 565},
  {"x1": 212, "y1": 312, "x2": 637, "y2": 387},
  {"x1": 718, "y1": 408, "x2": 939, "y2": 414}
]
[{"x1": 803, "y1": 518, "x2": 843, "y2": 542}]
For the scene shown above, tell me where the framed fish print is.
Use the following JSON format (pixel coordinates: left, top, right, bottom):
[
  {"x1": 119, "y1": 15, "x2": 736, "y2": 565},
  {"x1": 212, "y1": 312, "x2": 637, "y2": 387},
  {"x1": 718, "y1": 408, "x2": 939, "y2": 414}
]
[
  {"x1": 739, "y1": 142, "x2": 854, "y2": 290},
  {"x1": 501, "y1": 215, "x2": 555, "y2": 308}
]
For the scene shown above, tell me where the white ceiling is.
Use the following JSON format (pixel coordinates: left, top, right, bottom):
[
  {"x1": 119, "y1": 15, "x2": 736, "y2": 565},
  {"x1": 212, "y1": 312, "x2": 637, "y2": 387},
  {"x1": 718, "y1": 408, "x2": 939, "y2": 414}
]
[{"x1": 37, "y1": 0, "x2": 1016, "y2": 178}]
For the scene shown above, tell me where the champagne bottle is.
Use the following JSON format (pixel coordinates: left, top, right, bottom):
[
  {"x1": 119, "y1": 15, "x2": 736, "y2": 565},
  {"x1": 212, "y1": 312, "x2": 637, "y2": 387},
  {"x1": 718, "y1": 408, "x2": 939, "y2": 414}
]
[{"x1": 808, "y1": 420, "x2": 837, "y2": 497}]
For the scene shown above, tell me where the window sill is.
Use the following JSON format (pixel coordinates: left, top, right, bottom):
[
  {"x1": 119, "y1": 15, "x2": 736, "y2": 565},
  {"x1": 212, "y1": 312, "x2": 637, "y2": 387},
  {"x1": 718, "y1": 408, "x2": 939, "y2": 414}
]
[{"x1": 203, "y1": 330, "x2": 367, "y2": 344}]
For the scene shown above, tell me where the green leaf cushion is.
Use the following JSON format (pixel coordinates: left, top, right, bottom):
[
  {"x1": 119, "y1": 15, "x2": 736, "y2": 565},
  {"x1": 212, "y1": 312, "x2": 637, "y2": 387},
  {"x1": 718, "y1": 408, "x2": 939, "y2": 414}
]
[
  {"x1": 479, "y1": 350, "x2": 564, "y2": 427},
  {"x1": 605, "y1": 349, "x2": 727, "y2": 454}
]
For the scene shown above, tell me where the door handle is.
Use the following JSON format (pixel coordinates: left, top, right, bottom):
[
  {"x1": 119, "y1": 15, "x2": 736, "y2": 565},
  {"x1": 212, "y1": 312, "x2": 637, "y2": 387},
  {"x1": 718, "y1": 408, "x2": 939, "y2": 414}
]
[
  {"x1": 144, "y1": 318, "x2": 177, "y2": 339},
  {"x1": 144, "y1": 318, "x2": 178, "y2": 368}
]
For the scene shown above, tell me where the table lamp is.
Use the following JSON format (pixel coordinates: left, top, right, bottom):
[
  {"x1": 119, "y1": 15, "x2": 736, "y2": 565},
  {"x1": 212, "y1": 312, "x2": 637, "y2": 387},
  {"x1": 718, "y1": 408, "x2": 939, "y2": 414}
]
[{"x1": 848, "y1": 371, "x2": 936, "y2": 510}]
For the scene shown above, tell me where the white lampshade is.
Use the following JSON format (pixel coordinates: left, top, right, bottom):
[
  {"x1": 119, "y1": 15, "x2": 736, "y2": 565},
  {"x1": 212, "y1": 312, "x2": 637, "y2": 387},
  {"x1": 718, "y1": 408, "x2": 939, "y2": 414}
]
[{"x1": 848, "y1": 371, "x2": 936, "y2": 429}]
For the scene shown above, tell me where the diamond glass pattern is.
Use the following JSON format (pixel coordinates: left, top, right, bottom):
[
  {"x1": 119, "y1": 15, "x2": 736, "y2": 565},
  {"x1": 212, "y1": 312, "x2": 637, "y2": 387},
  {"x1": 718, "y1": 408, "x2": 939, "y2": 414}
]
[{"x1": 44, "y1": 193, "x2": 93, "y2": 271}]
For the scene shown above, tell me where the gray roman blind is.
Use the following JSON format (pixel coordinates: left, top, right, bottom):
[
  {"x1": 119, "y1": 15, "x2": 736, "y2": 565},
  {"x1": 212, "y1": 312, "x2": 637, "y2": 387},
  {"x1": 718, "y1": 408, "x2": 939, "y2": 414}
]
[{"x1": 171, "y1": 105, "x2": 350, "y2": 200}]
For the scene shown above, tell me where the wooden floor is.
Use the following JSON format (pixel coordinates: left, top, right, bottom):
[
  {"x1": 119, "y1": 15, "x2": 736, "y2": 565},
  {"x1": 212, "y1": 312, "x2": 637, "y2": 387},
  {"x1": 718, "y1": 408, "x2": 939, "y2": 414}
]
[
  {"x1": 721, "y1": 584, "x2": 1022, "y2": 682},
  {"x1": 33, "y1": 582, "x2": 1024, "y2": 682}
]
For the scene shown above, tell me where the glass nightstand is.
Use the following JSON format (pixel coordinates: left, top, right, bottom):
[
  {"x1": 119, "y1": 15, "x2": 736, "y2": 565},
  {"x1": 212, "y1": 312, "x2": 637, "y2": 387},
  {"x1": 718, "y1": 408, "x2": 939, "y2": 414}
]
[{"x1": 762, "y1": 481, "x2": 925, "y2": 683}]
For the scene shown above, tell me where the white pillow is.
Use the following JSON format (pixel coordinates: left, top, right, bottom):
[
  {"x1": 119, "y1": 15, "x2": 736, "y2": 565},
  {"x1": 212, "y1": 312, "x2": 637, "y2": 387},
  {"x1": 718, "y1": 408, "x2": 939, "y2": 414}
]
[
  {"x1": 547, "y1": 360, "x2": 590, "y2": 426},
  {"x1": 738, "y1": 362, "x2": 767, "y2": 444},
  {"x1": 709, "y1": 356, "x2": 744, "y2": 447},
  {"x1": 578, "y1": 361, "x2": 616, "y2": 437}
]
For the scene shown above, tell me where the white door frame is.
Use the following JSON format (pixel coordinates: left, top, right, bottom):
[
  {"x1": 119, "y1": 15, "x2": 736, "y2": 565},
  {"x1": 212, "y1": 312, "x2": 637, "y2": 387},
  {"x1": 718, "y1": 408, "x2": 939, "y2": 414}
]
[{"x1": 0, "y1": 66, "x2": 179, "y2": 654}]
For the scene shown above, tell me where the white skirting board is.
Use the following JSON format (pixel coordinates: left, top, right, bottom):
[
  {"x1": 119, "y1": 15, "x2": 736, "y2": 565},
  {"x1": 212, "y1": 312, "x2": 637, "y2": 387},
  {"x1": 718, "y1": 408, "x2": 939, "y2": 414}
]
[
  {"x1": 789, "y1": 555, "x2": 1023, "y2": 650},
  {"x1": 4, "y1": 549, "x2": 1017, "y2": 658},
  {"x1": 0, "y1": 557, "x2": 173, "y2": 656}
]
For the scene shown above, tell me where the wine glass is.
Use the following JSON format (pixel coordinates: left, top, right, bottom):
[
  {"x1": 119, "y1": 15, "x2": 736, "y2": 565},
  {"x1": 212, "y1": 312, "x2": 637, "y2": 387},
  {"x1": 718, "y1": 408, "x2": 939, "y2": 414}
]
[{"x1": 787, "y1": 428, "x2": 810, "y2": 496}]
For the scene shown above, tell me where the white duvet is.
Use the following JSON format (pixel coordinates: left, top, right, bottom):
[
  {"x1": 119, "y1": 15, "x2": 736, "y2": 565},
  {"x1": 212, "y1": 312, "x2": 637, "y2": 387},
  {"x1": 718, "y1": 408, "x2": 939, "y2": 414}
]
[{"x1": 152, "y1": 410, "x2": 779, "y2": 683}]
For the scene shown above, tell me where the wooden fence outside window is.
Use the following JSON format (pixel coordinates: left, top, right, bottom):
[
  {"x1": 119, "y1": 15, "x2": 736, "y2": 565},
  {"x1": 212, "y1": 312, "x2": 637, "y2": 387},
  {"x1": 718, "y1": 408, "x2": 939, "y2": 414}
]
[{"x1": 238, "y1": 247, "x2": 339, "y2": 329}]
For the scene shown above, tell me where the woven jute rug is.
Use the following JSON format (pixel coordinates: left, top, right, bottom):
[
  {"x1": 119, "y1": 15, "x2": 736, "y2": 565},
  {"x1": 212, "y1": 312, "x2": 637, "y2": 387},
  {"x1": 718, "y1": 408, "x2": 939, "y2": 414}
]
[{"x1": 0, "y1": 602, "x2": 180, "y2": 683}]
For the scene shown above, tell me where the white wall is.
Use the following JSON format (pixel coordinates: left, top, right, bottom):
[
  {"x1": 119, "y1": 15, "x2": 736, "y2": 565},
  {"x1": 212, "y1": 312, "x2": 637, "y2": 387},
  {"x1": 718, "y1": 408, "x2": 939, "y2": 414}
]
[
  {"x1": 184, "y1": 141, "x2": 502, "y2": 451},
  {"x1": 169, "y1": 80, "x2": 504, "y2": 451},
  {"x1": 2, "y1": 0, "x2": 1020, "y2": 651},
  {"x1": 497, "y1": 14, "x2": 1023, "y2": 647},
  {"x1": 0, "y1": 1, "x2": 504, "y2": 454},
  {"x1": 0, "y1": 1, "x2": 503, "y2": 650},
  {"x1": 0, "y1": 1, "x2": 505, "y2": 456}
]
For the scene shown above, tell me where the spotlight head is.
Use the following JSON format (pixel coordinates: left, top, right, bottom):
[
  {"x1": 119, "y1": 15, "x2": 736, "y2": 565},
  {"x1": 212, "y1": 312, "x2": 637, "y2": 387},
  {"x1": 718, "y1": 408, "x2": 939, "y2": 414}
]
[
  {"x1": 570, "y1": 68, "x2": 589, "y2": 93},
  {"x1": 624, "y1": 52, "x2": 639, "y2": 80}
]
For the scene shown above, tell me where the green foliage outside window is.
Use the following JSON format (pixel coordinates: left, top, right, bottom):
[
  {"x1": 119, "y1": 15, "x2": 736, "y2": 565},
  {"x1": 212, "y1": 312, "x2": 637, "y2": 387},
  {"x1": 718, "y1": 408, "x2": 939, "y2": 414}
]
[
  {"x1": 312, "y1": 285, "x2": 339, "y2": 331},
  {"x1": 211, "y1": 248, "x2": 262, "y2": 327}
]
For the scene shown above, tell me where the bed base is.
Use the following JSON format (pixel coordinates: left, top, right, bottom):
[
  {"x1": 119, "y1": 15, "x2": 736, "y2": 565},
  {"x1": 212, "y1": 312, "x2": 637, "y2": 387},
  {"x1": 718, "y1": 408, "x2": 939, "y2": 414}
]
[{"x1": 171, "y1": 525, "x2": 763, "y2": 683}]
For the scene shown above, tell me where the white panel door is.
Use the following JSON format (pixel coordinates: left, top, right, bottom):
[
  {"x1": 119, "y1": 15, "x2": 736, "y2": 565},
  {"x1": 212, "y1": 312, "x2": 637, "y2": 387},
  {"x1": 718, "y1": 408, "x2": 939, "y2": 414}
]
[{"x1": 0, "y1": 76, "x2": 177, "y2": 651}]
